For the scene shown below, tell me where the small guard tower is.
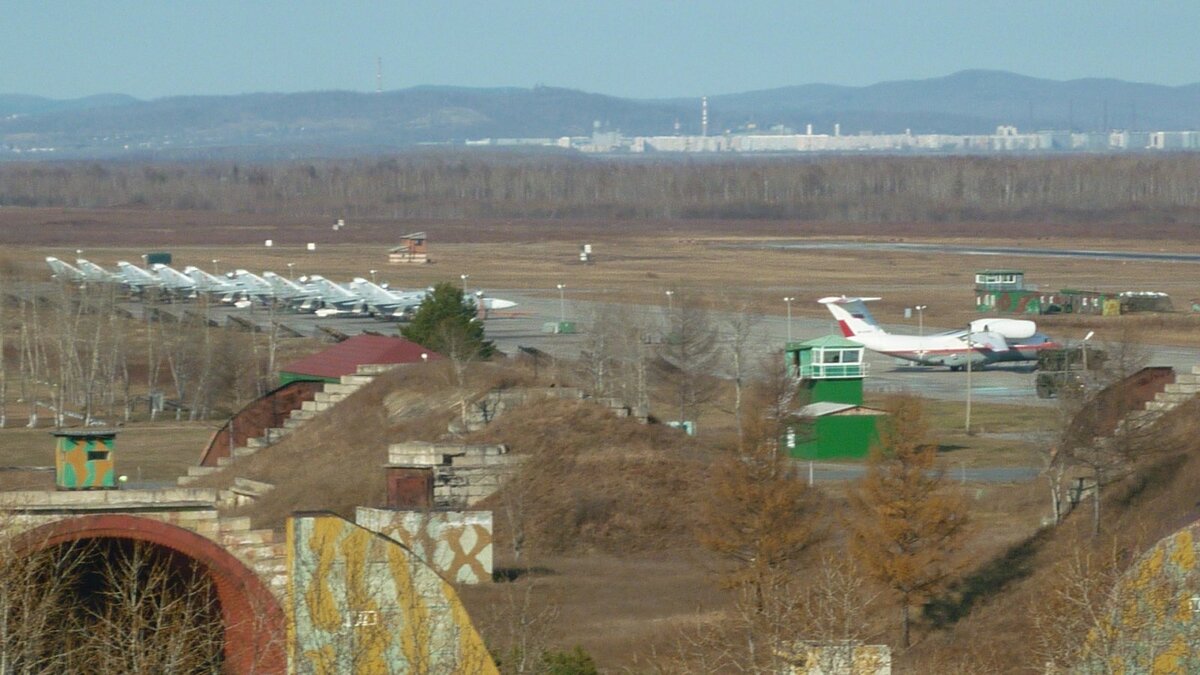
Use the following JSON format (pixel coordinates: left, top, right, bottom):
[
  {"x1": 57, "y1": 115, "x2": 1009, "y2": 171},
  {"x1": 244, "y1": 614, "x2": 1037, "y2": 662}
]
[
  {"x1": 784, "y1": 336, "x2": 883, "y2": 460},
  {"x1": 52, "y1": 428, "x2": 118, "y2": 490},
  {"x1": 786, "y1": 335, "x2": 868, "y2": 405},
  {"x1": 975, "y1": 269, "x2": 1040, "y2": 314}
]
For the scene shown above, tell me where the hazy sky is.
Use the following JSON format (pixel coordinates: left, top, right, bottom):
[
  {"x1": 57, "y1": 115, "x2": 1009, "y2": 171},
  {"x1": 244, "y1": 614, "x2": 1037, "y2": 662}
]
[{"x1": 6, "y1": 1, "x2": 1199, "y2": 99}]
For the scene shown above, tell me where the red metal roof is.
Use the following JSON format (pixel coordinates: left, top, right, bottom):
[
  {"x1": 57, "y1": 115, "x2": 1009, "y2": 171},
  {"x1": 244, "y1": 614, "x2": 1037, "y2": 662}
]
[{"x1": 280, "y1": 335, "x2": 442, "y2": 379}]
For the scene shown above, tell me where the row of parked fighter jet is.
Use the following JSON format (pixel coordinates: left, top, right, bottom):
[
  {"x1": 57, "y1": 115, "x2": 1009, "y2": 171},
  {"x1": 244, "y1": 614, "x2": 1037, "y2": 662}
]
[{"x1": 44, "y1": 257, "x2": 517, "y2": 321}]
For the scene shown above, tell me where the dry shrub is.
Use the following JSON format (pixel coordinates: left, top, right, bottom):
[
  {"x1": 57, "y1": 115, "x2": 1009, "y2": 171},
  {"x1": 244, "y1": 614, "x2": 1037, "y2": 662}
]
[
  {"x1": 470, "y1": 398, "x2": 707, "y2": 556},
  {"x1": 903, "y1": 397, "x2": 1200, "y2": 670}
]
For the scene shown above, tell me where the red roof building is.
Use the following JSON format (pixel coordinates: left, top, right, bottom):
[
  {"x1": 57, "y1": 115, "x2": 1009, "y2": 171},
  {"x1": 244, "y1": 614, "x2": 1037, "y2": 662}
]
[{"x1": 279, "y1": 335, "x2": 442, "y2": 383}]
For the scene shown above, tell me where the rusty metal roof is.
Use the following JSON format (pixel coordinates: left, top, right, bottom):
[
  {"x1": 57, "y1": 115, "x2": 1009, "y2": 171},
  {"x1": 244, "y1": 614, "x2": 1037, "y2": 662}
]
[{"x1": 279, "y1": 334, "x2": 442, "y2": 379}]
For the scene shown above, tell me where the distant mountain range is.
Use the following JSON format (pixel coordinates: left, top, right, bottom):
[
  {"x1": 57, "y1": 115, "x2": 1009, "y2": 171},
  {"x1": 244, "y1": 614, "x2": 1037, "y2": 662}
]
[{"x1": 4, "y1": 70, "x2": 1200, "y2": 160}]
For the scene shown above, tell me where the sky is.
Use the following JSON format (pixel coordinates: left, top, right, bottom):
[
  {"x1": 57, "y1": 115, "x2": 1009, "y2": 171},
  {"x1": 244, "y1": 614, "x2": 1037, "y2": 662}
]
[{"x1": 4, "y1": 1, "x2": 1200, "y2": 100}]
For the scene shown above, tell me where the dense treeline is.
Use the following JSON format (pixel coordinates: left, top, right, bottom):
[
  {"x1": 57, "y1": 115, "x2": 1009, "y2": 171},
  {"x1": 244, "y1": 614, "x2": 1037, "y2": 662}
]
[{"x1": 4, "y1": 154, "x2": 1200, "y2": 223}]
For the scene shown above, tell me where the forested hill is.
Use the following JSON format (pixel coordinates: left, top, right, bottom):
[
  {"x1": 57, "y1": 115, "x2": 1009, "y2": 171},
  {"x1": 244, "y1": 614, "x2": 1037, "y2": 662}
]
[{"x1": 4, "y1": 71, "x2": 1200, "y2": 160}]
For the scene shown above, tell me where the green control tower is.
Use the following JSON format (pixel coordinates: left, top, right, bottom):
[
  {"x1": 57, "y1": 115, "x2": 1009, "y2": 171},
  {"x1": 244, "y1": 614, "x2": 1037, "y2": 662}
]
[
  {"x1": 784, "y1": 336, "x2": 883, "y2": 460},
  {"x1": 785, "y1": 335, "x2": 867, "y2": 405}
]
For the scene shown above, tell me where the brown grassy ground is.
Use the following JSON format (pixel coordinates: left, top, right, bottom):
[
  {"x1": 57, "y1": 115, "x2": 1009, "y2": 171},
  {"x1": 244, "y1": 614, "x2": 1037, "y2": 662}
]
[
  {"x1": 8, "y1": 206, "x2": 1200, "y2": 347},
  {"x1": 3, "y1": 206, "x2": 1198, "y2": 669}
]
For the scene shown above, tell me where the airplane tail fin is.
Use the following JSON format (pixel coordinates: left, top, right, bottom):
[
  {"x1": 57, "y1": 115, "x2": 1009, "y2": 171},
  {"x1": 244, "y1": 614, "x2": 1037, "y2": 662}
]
[{"x1": 818, "y1": 296, "x2": 884, "y2": 337}]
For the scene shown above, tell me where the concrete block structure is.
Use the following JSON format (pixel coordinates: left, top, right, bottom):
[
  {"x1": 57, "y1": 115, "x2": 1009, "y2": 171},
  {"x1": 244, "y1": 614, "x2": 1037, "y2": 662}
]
[
  {"x1": 356, "y1": 507, "x2": 493, "y2": 584},
  {"x1": 0, "y1": 491, "x2": 495, "y2": 674},
  {"x1": 386, "y1": 441, "x2": 519, "y2": 508}
]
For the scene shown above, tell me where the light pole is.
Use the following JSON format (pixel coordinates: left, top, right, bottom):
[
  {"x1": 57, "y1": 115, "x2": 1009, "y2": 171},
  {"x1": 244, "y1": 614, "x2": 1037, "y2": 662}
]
[
  {"x1": 460, "y1": 273, "x2": 469, "y2": 293},
  {"x1": 212, "y1": 259, "x2": 220, "y2": 275},
  {"x1": 369, "y1": 269, "x2": 377, "y2": 285},
  {"x1": 1082, "y1": 330, "x2": 1095, "y2": 375},
  {"x1": 915, "y1": 305, "x2": 927, "y2": 336},
  {"x1": 556, "y1": 283, "x2": 566, "y2": 323},
  {"x1": 286, "y1": 262, "x2": 294, "y2": 280},
  {"x1": 665, "y1": 289, "x2": 674, "y2": 314},
  {"x1": 965, "y1": 324, "x2": 973, "y2": 434},
  {"x1": 783, "y1": 297, "x2": 795, "y2": 343}
]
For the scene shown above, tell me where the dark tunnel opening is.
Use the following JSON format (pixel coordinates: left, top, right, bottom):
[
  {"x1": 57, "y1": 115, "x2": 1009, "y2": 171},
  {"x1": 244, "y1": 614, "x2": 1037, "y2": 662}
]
[{"x1": 1, "y1": 537, "x2": 225, "y2": 673}]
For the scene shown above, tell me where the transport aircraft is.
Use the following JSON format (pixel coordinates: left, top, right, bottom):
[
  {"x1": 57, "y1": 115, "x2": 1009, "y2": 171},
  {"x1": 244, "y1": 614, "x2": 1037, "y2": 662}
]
[
  {"x1": 45, "y1": 257, "x2": 86, "y2": 283},
  {"x1": 819, "y1": 296, "x2": 1057, "y2": 369}
]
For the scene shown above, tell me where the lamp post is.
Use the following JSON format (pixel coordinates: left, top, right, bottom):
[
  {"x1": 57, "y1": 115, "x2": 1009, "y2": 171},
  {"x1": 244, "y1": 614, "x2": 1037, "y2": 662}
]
[
  {"x1": 286, "y1": 262, "x2": 294, "y2": 280},
  {"x1": 783, "y1": 297, "x2": 795, "y2": 343},
  {"x1": 965, "y1": 325, "x2": 974, "y2": 434},
  {"x1": 1082, "y1": 330, "x2": 1095, "y2": 376},
  {"x1": 556, "y1": 283, "x2": 566, "y2": 322},
  {"x1": 369, "y1": 269, "x2": 377, "y2": 285},
  {"x1": 460, "y1": 274, "x2": 469, "y2": 294},
  {"x1": 665, "y1": 289, "x2": 674, "y2": 314},
  {"x1": 915, "y1": 305, "x2": 927, "y2": 336},
  {"x1": 212, "y1": 259, "x2": 220, "y2": 275}
]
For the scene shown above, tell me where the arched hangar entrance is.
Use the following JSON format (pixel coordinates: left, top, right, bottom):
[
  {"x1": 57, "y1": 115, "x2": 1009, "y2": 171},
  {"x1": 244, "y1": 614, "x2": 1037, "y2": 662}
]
[{"x1": 14, "y1": 514, "x2": 285, "y2": 674}]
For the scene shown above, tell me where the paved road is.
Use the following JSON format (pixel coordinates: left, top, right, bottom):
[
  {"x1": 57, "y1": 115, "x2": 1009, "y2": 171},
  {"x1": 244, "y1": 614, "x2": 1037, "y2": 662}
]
[{"x1": 736, "y1": 240, "x2": 1200, "y2": 264}]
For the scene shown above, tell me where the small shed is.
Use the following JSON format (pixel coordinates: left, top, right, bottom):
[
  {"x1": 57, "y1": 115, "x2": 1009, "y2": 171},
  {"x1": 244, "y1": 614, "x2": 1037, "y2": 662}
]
[
  {"x1": 278, "y1": 335, "x2": 441, "y2": 385},
  {"x1": 389, "y1": 232, "x2": 429, "y2": 264},
  {"x1": 786, "y1": 402, "x2": 885, "y2": 460},
  {"x1": 52, "y1": 428, "x2": 118, "y2": 490}
]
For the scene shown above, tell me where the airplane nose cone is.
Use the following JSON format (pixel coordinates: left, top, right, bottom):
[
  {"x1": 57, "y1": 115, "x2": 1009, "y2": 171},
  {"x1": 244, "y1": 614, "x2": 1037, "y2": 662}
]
[{"x1": 483, "y1": 299, "x2": 517, "y2": 310}]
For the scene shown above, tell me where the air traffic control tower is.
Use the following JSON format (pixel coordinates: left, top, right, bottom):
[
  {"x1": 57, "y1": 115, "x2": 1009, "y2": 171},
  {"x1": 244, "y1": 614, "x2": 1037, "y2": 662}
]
[{"x1": 784, "y1": 336, "x2": 884, "y2": 460}]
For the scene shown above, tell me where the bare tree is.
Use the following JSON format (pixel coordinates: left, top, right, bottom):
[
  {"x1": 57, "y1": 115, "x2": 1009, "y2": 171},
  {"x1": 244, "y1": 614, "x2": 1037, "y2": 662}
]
[
  {"x1": 657, "y1": 291, "x2": 721, "y2": 427},
  {"x1": 717, "y1": 295, "x2": 763, "y2": 450}
]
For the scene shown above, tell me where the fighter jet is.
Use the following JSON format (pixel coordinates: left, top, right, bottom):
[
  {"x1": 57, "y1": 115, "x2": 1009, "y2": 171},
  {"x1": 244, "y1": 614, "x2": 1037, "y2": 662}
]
[
  {"x1": 150, "y1": 264, "x2": 199, "y2": 298},
  {"x1": 75, "y1": 259, "x2": 121, "y2": 285},
  {"x1": 45, "y1": 257, "x2": 87, "y2": 283},
  {"x1": 183, "y1": 266, "x2": 242, "y2": 303},
  {"x1": 347, "y1": 277, "x2": 427, "y2": 320},
  {"x1": 301, "y1": 275, "x2": 368, "y2": 316}
]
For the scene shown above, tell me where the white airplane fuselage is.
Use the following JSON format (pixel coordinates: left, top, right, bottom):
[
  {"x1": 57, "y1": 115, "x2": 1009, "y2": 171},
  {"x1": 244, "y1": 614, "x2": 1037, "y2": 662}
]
[{"x1": 822, "y1": 296, "x2": 1058, "y2": 370}]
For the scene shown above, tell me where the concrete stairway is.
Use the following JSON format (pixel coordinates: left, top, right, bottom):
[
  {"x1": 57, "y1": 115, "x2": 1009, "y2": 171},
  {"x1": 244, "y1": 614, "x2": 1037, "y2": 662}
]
[
  {"x1": 1121, "y1": 367, "x2": 1198, "y2": 432},
  {"x1": 177, "y1": 372, "x2": 381, "y2": 486},
  {"x1": 200, "y1": 514, "x2": 288, "y2": 598}
]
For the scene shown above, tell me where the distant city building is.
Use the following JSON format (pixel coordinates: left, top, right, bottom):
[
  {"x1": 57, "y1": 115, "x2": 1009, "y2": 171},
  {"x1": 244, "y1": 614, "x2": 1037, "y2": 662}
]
[{"x1": 466, "y1": 124, "x2": 1200, "y2": 156}]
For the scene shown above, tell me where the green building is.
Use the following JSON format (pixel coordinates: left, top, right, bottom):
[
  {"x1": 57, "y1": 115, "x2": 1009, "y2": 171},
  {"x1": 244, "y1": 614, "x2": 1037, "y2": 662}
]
[
  {"x1": 974, "y1": 269, "x2": 1042, "y2": 314},
  {"x1": 52, "y1": 429, "x2": 117, "y2": 490},
  {"x1": 784, "y1": 336, "x2": 884, "y2": 460}
]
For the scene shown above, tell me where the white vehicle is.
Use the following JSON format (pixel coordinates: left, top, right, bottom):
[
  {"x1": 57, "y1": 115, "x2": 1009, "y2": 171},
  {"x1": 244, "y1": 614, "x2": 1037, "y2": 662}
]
[{"x1": 819, "y1": 296, "x2": 1057, "y2": 370}]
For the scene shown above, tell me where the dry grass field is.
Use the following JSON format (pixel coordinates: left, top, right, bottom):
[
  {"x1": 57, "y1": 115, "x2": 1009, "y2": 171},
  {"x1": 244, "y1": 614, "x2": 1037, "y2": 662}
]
[
  {"x1": 11, "y1": 206, "x2": 1200, "y2": 346},
  {"x1": 2, "y1": 206, "x2": 1199, "y2": 670}
]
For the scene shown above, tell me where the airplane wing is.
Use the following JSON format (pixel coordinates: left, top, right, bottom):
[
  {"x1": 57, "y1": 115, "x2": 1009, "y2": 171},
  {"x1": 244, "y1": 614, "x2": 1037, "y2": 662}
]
[{"x1": 966, "y1": 330, "x2": 1010, "y2": 352}]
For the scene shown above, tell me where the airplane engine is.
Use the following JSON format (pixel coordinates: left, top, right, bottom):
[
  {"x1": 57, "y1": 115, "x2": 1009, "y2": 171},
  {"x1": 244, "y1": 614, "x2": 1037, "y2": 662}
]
[{"x1": 969, "y1": 318, "x2": 1036, "y2": 339}]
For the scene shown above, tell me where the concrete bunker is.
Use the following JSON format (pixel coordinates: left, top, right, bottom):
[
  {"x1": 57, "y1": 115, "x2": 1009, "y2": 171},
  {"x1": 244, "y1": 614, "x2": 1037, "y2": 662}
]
[{"x1": 13, "y1": 514, "x2": 285, "y2": 674}]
